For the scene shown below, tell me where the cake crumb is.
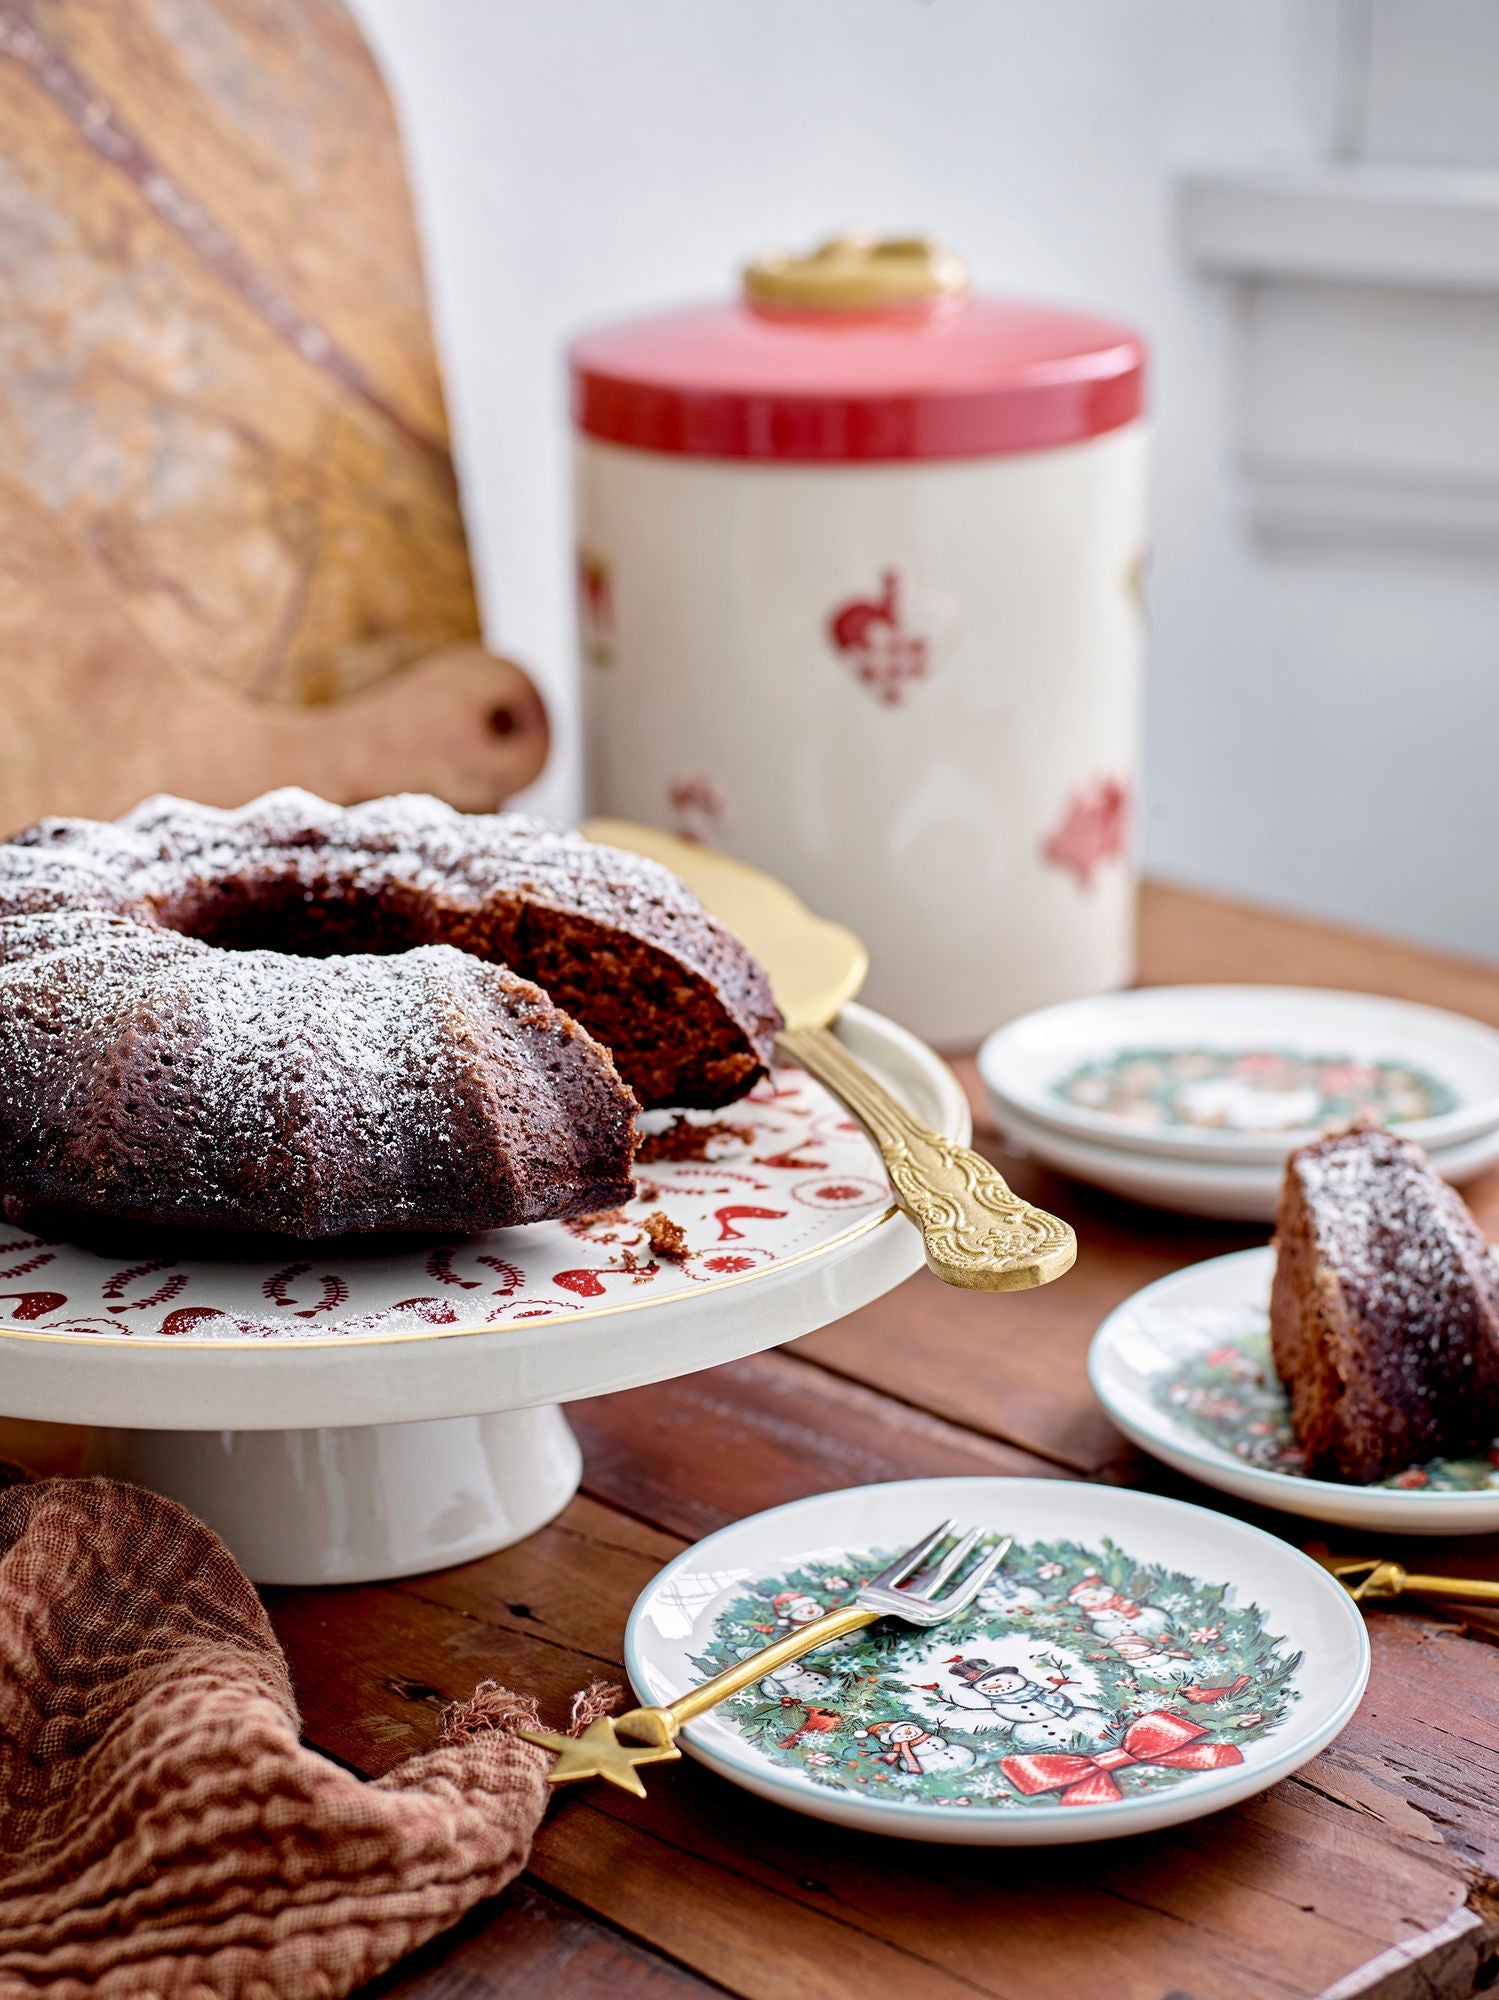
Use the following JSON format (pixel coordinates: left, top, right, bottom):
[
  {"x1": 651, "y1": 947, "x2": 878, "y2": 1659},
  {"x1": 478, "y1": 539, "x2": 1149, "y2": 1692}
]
[
  {"x1": 639, "y1": 1118, "x2": 753, "y2": 1163},
  {"x1": 644, "y1": 1210, "x2": 690, "y2": 1262}
]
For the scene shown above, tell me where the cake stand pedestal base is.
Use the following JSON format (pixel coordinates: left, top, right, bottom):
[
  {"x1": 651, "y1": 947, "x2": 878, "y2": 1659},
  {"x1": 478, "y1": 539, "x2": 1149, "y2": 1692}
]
[{"x1": 82, "y1": 1405, "x2": 583, "y2": 1586}]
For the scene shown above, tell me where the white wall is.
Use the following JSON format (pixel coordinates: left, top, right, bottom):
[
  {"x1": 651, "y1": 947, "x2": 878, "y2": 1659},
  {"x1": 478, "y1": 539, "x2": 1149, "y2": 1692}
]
[{"x1": 352, "y1": 0, "x2": 1499, "y2": 961}]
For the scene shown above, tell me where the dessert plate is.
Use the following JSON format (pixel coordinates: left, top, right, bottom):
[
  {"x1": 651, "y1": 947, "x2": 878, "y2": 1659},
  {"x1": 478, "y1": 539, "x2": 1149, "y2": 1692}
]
[
  {"x1": 624, "y1": 1476, "x2": 1369, "y2": 1844},
  {"x1": 979, "y1": 986, "x2": 1499, "y2": 1165},
  {"x1": 1090, "y1": 1247, "x2": 1499, "y2": 1532},
  {"x1": 991, "y1": 1100, "x2": 1499, "y2": 1223}
]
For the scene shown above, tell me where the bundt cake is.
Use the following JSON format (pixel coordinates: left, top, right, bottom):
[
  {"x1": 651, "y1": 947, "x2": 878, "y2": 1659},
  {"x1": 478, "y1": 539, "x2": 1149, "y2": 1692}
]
[
  {"x1": 1270, "y1": 1125, "x2": 1499, "y2": 1482},
  {"x1": 0, "y1": 789, "x2": 781, "y2": 1241}
]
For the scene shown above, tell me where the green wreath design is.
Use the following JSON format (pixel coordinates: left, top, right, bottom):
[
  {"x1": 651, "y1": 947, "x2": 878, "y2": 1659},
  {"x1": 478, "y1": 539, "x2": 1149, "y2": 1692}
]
[
  {"x1": 693, "y1": 1535, "x2": 1301, "y2": 1810},
  {"x1": 1053, "y1": 1046, "x2": 1454, "y2": 1132},
  {"x1": 1159, "y1": 1328, "x2": 1499, "y2": 1493}
]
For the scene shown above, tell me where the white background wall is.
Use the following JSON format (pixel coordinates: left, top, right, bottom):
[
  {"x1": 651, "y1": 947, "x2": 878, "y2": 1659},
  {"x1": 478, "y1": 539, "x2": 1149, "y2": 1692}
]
[{"x1": 352, "y1": 0, "x2": 1499, "y2": 962}]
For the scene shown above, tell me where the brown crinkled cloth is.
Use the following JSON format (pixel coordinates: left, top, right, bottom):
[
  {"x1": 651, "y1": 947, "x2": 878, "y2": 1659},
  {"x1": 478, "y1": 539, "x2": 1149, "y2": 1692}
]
[{"x1": 0, "y1": 1467, "x2": 611, "y2": 1999}]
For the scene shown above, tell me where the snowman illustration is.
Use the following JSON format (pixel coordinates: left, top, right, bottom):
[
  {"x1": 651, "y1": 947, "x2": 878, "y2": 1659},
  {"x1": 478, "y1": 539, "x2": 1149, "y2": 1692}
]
[
  {"x1": 1066, "y1": 1574, "x2": 1188, "y2": 1663},
  {"x1": 943, "y1": 1658, "x2": 1110, "y2": 1751},
  {"x1": 864, "y1": 1718, "x2": 977, "y2": 1779},
  {"x1": 771, "y1": 1590, "x2": 824, "y2": 1629},
  {"x1": 758, "y1": 1662, "x2": 837, "y2": 1707},
  {"x1": 975, "y1": 1577, "x2": 1043, "y2": 1618}
]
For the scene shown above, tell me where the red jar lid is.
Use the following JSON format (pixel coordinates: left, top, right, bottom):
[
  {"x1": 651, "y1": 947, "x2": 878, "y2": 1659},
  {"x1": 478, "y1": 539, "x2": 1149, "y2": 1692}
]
[{"x1": 570, "y1": 293, "x2": 1146, "y2": 464}]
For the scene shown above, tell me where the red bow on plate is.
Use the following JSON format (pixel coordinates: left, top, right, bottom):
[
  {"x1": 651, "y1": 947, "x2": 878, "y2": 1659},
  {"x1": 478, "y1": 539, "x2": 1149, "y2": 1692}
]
[{"x1": 1000, "y1": 1710, "x2": 1245, "y2": 1806}]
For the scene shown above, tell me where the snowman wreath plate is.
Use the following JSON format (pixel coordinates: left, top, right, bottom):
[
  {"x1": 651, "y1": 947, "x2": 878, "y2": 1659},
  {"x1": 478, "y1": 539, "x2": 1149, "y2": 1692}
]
[
  {"x1": 1089, "y1": 1247, "x2": 1499, "y2": 1535},
  {"x1": 624, "y1": 1476, "x2": 1369, "y2": 1844}
]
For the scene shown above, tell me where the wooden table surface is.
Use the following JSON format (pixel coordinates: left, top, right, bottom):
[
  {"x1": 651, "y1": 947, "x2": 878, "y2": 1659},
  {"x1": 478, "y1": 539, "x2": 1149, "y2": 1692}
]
[{"x1": 272, "y1": 883, "x2": 1499, "y2": 2000}]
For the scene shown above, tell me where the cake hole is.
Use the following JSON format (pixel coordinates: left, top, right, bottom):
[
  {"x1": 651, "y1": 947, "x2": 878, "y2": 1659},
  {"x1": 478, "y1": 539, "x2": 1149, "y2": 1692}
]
[{"x1": 153, "y1": 878, "x2": 435, "y2": 960}]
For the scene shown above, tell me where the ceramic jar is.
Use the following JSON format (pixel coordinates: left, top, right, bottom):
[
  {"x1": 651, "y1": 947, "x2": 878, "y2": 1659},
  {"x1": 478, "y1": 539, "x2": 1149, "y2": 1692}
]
[{"x1": 571, "y1": 236, "x2": 1147, "y2": 1045}]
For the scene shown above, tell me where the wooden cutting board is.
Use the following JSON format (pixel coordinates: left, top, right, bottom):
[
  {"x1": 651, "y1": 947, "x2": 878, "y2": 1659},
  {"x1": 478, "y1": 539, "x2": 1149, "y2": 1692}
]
[{"x1": 0, "y1": 0, "x2": 547, "y2": 829}]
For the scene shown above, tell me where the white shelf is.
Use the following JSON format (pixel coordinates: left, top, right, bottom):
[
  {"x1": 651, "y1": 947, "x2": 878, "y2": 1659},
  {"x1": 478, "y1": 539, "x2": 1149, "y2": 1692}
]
[
  {"x1": 1179, "y1": 164, "x2": 1499, "y2": 556},
  {"x1": 1181, "y1": 164, "x2": 1499, "y2": 292}
]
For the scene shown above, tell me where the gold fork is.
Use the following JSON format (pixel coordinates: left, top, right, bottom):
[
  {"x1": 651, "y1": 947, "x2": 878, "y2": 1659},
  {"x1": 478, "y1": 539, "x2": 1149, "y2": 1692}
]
[
  {"x1": 1317, "y1": 1555, "x2": 1499, "y2": 1605},
  {"x1": 518, "y1": 1519, "x2": 1011, "y2": 1796}
]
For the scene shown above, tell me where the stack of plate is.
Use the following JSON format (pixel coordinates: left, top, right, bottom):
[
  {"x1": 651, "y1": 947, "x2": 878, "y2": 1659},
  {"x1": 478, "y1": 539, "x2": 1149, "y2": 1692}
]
[{"x1": 977, "y1": 985, "x2": 1499, "y2": 1221}]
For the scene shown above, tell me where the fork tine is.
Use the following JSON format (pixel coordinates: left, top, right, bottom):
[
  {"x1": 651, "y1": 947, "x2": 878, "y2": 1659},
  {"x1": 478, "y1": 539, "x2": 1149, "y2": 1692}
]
[
  {"x1": 914, "y1": 1525, "x2": 983, "y2": 1599},
  {"x1": 868, "y1": 1517, "x2": 956, "y2": 1590},
  {"x1": 932, "y1": 1535, "x2": 1012, "y2": 1616}
]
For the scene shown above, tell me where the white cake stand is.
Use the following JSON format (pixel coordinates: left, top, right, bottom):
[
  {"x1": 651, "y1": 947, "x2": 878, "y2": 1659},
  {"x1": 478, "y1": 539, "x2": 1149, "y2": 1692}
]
[{"x1": 0, "y1": 1006, "x2": 964, "y2": 1584}]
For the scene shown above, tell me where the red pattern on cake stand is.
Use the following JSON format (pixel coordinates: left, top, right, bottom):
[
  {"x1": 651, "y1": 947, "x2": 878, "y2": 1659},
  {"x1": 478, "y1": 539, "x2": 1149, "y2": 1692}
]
[{"x1": 0, "y1": 1061, "x2": 893, "y2": 1344}]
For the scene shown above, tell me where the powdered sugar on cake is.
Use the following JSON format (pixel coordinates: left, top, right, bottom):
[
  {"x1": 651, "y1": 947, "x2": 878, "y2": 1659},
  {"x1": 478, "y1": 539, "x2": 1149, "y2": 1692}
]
[
  {"x1": 1295, "y1": 1131, "x2": 1497, "y2": 1371},
  {"x1": 0, "y1": 788, "x2": 780, "y2": 1122},
  {"x1": 0, "y1": 901, "x2": 635, "y2": 1237},
  {"x1": 0, "y1": 911, "x2": 495, "y2": 1142},
  {"x1": 6, "y1": 789, "x2": 720, "y2": 940},
  {"x1": 0, "y1": 789, "x2": 820, "y2": 1238},
  {"x1": 1271, "y1": 1125, "x2": 1499, "y2": 1481}
]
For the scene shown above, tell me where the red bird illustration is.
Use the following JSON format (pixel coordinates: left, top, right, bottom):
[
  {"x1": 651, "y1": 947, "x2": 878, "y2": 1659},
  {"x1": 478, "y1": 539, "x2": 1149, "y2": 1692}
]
[
  {"x1": 778, "y1": 1706, "x2": 843, "y2": 1750},
  {"x1": 0, "y1": 1291, "x2": 67, "y2": 1321},
  {"x1": 1180, "y1": 1675, "x2": 1251, "y2": 1705},
  {"x1": 825, "y1": 567, "x2": 932, "y2": 706},
  {"x1": 713, "y1": 1204, "x2": 785, "y2": 1241}
]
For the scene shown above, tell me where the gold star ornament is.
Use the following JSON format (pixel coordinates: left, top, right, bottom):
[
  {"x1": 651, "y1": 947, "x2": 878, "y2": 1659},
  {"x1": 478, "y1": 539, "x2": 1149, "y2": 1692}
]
[{"x1": 517, "y1": 1707, "x2": 682, "y2": 1796}]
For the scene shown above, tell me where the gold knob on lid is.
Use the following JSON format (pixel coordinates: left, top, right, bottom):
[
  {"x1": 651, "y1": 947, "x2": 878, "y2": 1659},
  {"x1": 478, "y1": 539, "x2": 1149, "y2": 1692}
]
[{"x1": 743, "y1": 231, "x2": 970, "y2": 311}]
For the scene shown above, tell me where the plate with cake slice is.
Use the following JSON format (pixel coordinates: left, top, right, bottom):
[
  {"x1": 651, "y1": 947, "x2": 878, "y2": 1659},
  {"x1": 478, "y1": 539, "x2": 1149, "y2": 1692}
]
[{"x1": 1089, "y1": 1128, "x2": 1499, "y2": 1532}]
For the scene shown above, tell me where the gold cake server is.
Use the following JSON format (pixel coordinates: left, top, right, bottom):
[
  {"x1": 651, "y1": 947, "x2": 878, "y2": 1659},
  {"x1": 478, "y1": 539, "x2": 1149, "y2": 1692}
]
[{"x1": 582, "y1": 819, "x2": 1076, "y2": 1291}]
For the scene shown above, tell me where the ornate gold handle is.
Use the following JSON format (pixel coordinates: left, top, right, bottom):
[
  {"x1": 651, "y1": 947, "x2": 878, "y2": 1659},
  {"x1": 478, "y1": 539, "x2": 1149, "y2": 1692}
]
[{"x1": 778, "y1": 1024, "x2": 1076, "y2": 1292}]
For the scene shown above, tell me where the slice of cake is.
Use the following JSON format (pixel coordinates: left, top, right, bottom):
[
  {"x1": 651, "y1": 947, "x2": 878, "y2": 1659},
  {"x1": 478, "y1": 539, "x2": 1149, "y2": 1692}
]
[{"x1": 1270, "y1": 1125, "x2": 1499, "y2": 1483}]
